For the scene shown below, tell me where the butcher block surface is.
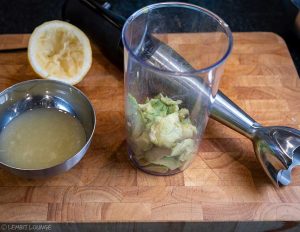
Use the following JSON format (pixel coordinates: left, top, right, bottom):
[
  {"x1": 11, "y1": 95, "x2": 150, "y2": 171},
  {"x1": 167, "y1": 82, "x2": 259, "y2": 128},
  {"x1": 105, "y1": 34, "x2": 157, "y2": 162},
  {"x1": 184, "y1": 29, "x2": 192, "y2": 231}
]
[{"x1": 0, "y1": 32, "x2": 300, "y2": 222}]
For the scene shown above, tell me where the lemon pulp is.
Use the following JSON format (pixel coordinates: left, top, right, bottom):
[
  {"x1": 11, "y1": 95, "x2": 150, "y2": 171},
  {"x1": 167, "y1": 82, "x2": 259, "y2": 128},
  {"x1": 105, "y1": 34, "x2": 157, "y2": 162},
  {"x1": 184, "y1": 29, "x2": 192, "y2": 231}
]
[
  {"x1": 36, "y1": 28, "x2": 84, "y2": 78},
  {"x1": 28, "y1": 20, "x2": 92, "y2": 85}
]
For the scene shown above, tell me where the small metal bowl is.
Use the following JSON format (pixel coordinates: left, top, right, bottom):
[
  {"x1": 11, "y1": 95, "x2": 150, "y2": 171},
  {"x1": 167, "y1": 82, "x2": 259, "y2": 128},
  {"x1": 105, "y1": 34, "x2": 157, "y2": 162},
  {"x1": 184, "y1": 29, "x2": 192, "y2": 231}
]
[{"x1": 0, "y1": 79, "x2": 96, "y2": 178}]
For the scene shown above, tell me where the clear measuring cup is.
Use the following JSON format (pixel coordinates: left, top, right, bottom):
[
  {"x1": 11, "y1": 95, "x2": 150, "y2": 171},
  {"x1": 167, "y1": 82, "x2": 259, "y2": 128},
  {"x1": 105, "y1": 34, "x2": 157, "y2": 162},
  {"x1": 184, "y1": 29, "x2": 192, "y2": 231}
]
[{"x1": 122, "y1": 2, "x2": 233, "y2": 175}]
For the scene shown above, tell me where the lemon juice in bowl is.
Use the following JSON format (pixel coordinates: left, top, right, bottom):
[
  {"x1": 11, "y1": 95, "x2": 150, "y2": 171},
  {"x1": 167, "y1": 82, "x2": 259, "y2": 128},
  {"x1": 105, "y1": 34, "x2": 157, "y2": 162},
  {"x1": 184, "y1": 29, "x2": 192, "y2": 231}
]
[{"x1": 0, "y1": 108, "x2": 86, "y2": 169}]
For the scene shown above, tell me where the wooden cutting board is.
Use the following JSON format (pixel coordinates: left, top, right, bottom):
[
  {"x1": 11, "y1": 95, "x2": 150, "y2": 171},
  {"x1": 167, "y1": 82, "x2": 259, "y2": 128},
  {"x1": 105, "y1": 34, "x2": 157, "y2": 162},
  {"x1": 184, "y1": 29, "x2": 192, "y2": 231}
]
[{"x1": 0, "y1": 32, "x2": 300, "y2": 222}]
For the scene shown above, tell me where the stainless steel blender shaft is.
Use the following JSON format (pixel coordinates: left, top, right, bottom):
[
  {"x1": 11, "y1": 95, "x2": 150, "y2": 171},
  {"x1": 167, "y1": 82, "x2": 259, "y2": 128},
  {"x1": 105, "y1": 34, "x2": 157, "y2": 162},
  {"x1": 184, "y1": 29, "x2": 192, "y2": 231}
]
[{"x1": 211, "y1": 93, "x2": 261, "y2": 139}]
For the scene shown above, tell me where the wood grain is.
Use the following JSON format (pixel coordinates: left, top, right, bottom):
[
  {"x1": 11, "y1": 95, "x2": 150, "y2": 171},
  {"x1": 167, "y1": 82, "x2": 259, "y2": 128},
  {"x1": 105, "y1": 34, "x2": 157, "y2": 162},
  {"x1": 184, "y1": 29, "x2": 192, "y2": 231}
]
[
  {"x1": 0, "y1": 32, "x2": 299, "y2": 222},
  {"x1": 0, "y1": 34, "x2": 30, "y2": 51}
]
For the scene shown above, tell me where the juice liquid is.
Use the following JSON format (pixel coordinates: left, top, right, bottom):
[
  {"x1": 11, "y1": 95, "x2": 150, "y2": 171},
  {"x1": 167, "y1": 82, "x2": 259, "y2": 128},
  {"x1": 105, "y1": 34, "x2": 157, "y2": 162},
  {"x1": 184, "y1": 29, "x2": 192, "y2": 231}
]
[{"x1": 0, "y1": 108, "x2": 86, "y2": 169}]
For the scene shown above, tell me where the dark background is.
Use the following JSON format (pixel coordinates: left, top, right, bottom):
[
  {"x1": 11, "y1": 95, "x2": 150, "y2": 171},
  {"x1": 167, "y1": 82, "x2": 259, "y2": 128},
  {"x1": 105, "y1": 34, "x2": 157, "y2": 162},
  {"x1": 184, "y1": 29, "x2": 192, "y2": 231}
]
[{"x1": 0, "y1": 0, "x2": 299, "y2": 74}]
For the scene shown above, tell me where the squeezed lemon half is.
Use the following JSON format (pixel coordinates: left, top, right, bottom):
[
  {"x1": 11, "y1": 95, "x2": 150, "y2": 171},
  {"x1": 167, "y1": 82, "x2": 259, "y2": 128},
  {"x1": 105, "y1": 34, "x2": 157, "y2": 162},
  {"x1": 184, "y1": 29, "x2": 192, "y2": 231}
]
[{"x1": 28, "y1": 20, "x2": 92, "y2": 85}]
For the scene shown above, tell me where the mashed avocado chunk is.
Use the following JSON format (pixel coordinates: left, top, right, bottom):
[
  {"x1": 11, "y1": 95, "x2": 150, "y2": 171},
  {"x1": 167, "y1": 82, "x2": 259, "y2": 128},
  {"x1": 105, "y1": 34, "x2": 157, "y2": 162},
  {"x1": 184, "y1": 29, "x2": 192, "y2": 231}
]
[{"x1": 127, "y1": 94, "x2": 197, "y2": 173}]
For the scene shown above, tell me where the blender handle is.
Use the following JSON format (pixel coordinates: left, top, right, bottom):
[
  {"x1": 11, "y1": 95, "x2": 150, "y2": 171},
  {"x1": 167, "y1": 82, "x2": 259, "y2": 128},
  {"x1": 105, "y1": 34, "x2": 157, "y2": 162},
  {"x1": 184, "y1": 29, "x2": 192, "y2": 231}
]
[{"x1": 79, "y1": 0, "x2": 126, "y2": 29}]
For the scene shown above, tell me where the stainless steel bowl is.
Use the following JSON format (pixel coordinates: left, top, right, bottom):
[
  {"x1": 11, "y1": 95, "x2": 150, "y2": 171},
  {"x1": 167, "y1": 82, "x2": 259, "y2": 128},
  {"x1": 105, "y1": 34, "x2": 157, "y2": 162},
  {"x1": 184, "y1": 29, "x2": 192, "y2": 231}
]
[{"x1": 0, "y1": 79, "x2": 96, "y2": 178}]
